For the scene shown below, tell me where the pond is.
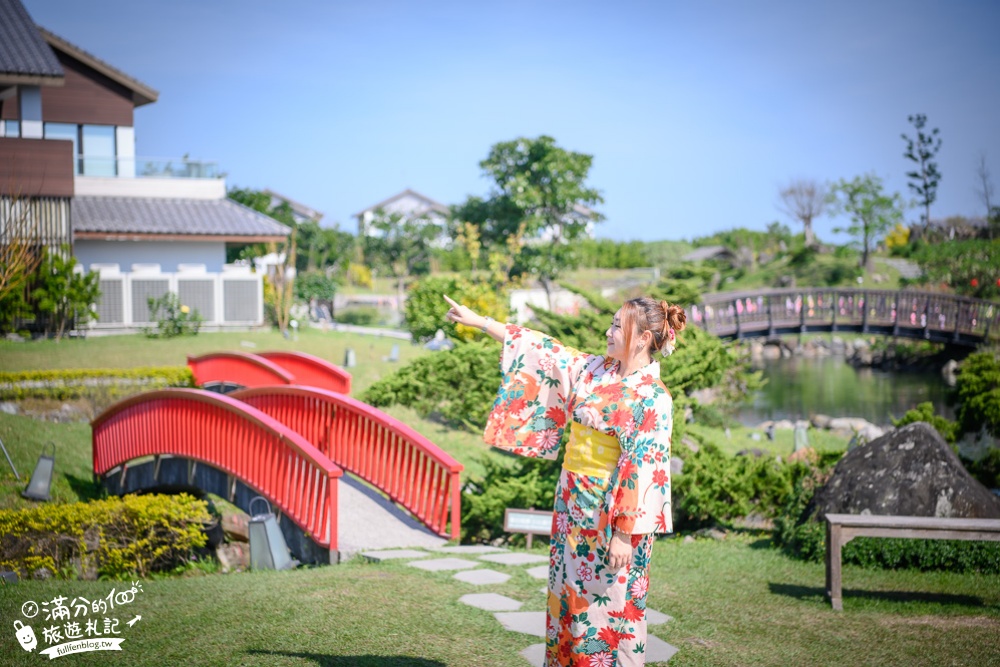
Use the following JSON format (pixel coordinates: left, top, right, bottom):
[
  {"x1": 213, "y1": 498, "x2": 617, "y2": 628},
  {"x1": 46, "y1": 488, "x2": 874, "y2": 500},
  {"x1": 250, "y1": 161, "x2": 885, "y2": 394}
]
[{"x1": 735, "y1": 354, "x2": 955, "y2": 427}]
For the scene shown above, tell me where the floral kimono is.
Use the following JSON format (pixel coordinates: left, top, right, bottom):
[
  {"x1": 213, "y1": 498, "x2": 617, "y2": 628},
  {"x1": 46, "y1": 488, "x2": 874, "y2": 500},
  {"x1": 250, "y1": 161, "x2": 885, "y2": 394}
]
[{"x1": 484, "y1": 324, "x2": 674, "y2": 667}]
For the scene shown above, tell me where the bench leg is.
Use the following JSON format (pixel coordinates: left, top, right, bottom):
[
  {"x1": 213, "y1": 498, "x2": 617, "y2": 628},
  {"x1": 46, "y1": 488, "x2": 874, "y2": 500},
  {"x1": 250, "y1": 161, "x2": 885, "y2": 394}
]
[{"x1": 826, "y1": 522, "x2": 843, "y2": 611}]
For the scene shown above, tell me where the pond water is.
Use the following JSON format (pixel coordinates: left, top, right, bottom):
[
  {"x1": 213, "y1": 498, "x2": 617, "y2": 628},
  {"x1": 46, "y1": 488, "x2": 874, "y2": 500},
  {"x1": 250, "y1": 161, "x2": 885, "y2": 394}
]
[{"x1": 735, "y1": 355, "x2": 954, "y2": 427}]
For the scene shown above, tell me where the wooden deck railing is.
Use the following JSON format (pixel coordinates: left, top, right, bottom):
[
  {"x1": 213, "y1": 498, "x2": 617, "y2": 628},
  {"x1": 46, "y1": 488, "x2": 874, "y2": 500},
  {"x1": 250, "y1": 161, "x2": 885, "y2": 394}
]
[
  {"x1": 91, "y1": 388, "x2": 342, "y2": 550},
  {"x1": 230, "y1": 385, "x2": 463, "y2": 540},
  {"x1": 692, "y1": 288, "x2": 999, "y2": 345}
]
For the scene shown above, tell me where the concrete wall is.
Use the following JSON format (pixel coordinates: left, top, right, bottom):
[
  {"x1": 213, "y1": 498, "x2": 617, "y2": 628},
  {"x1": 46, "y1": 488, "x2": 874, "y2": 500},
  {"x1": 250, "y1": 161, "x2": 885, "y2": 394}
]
[{"x1": 75, "y1": 240, "x2": 226, "y2": 273}]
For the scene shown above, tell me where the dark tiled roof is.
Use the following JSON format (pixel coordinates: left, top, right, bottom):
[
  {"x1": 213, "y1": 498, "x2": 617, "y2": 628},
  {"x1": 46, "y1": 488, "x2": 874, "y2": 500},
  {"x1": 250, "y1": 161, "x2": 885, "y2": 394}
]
[
  {"x1": 73, "y1": 197, "x2": 292, "y2": 238},
  {"x1": 0, "y1": 0, "x2": 63, "y2": 78}
]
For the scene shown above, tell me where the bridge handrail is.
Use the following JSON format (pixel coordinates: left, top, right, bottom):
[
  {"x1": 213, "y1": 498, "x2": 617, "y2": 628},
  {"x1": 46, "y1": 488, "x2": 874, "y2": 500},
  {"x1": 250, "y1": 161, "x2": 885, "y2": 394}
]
[
  {"x1": 230, "y1": 385, "x2": 462, "y2": 540},
  {"x1": 92, "y1": 388, "x2": 342, "y2": 550},
  {"x1": 257, "y1": 350, "x2": 352, "y2": 394},
  {"x1": 692, "y1": 287, "x2": 999, "y2": 342},
  {"x1": 186, "y1": 351, "x2": 294, "y2": 388}
]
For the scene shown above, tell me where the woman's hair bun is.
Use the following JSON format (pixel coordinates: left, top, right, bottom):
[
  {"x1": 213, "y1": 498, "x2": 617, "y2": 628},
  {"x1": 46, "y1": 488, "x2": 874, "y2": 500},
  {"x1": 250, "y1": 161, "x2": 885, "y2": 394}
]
[{"x1": 665, "y1": 303, "x2": 687, "y2": 332}]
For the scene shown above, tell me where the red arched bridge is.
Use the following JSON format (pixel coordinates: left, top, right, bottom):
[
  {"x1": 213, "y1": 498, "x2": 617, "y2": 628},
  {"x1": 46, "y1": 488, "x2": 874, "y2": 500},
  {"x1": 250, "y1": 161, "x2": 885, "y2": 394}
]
[
  {"x1": 692, "y1": 288, "x2": 999, "y2": 346},
  {"x1": 187, "y1": 350, "x2": 352, "y2": 394},
  {"x1": 92, "y1": 353, "x2": 461, "y2": 564}
]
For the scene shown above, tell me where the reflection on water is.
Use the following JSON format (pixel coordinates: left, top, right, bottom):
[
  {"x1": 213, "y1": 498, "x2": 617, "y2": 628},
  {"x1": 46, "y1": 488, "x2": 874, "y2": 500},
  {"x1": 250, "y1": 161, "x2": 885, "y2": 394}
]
[{"x1": 736, "y1": 355, "x2": 954, "y2": 427}]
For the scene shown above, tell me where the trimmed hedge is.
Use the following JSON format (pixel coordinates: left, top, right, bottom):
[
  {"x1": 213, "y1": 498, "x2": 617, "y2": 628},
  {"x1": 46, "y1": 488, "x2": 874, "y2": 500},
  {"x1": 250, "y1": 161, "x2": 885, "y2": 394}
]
[
  {"x1": 773, "y1": 464, "x2": 1000, "y2": 574},
  {"x1": 0, "y1": 366, "x2": 194, "y2": 401},
  {"x1": 0, "y1": 493, "x2": 211, "y2": 579}
]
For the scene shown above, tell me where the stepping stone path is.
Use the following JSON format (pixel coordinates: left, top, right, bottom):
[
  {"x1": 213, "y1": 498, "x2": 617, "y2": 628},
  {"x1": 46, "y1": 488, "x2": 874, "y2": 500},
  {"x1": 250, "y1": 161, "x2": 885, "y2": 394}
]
[{"x1": 372, "y1": 546, "x2": 679, "y2": 664}]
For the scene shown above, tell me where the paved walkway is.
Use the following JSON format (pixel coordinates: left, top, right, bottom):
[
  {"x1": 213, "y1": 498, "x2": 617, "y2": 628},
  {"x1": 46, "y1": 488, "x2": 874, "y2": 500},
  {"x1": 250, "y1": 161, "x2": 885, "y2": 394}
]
[
  {"x1": 337, "y1": 473, "x2": 447, "y2": 557},
  {"x1": 879, "y1": 257, "x2": 922, "y2": 280},
  {"x1": 360, "y1": 545, "x2": 679, "y2": 666}
]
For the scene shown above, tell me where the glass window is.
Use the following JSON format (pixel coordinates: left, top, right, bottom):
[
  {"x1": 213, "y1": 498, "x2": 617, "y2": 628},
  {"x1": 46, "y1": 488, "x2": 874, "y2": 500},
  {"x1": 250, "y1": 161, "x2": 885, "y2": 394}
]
[
  {"x1": 44, "y1": 123, "x2": 80, "y2": 174},
  {"x1": 82, "y1": 124, "x2": 116, "y2": 176},
  {"x1": 3, "y1": 120, "x2": 20, "y2": 138}
]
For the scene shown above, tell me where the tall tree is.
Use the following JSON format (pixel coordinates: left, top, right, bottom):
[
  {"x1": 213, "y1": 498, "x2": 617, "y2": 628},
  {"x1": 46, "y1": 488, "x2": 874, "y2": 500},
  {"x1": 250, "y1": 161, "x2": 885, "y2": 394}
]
[
  {"x1": 901, "y1": 114, "x2": 942, "y2": 225},
  {"x1": 362, "y1": 210, "x2": 442, "y2": 307},
  {"x1": 455, "y1": 135, "x2": 604, "y2": 305},
  {"x1": 827, "y1": 174, "x2": 905, "y2": 271},
  {"x1": 778, "y1": 179, "x2": 825, "y2": 247}
]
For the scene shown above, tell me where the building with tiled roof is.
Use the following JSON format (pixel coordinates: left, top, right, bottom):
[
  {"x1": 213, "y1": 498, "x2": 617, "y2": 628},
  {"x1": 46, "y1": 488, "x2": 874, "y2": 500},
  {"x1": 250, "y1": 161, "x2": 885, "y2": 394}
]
[{"x1": 0, "y1": 0, "x2": 289, "y2": 332}]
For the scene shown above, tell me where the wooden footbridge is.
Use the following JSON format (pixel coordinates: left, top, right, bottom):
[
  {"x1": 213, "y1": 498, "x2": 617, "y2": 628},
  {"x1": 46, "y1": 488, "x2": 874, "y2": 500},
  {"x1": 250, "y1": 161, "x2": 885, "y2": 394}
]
[
  {"x1": 92, "y1": 351, "x2": 462, "y2": 564},
  {"x1": 693, "y1": 288, "x2": 999, "y2": 346}
]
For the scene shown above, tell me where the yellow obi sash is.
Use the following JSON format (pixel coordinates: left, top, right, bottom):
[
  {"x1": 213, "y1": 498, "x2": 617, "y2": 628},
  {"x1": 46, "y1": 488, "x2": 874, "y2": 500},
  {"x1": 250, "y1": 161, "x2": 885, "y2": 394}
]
[{"x1": 563, "y1": 422, "x2": 621, "y2": 478}]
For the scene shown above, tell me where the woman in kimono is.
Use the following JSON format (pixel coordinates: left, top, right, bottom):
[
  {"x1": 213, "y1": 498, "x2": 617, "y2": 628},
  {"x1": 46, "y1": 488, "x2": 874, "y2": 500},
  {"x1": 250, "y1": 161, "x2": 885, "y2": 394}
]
[{"x1": 444, "y1": 295, "x2": 686, "y2": 667}]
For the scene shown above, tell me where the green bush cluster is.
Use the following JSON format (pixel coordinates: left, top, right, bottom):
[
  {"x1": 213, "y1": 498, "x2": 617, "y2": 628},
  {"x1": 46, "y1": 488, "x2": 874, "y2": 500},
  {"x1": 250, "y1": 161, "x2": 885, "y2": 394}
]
[
  {"x1": 773, "y1": 450, "x2": 1000, "y2": 574},
  {"x1": 0, "y1": 493, "x2": 211, "y2": 579},
  {"x1": 461, "y1": 450, "x2": 563, "y2": 544},
  {"x1": 404, "y1": 274, "x2": 508, "y2": 342},
  {"x1": 891, "y1": 401, "x2": 960, "y2": 443},
  {"x1": 0, "y1": 366, "x2": 194, "y2": 401},
  {"x1": 955, "y1": 352, "x2": 1000, "y2": 437},
  {"x1": 335, "y1": 306, "x2": 382, "y2": 326},
  {"x1": 362, "y1": 339, "x2": 500, "y2": 430},
  {"x1": 144, "y1": 292, "x2": 202, "y2": 338},
  {"x1": 671, "y1": 440, "x2": 836, "y2": 529}
]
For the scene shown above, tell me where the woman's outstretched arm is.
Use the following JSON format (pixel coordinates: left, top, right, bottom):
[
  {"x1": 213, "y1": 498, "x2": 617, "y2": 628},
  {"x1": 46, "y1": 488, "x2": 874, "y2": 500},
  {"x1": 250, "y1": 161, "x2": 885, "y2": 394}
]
[{"x1": 443, "y1": 294, "x2": 505, "y2": 342}]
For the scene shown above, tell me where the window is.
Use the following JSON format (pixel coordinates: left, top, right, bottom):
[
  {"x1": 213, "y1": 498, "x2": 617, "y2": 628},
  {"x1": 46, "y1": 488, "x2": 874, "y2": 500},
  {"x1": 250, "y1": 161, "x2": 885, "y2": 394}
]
[
  {"x1": 3, "y1": 120, "x2": 20, "y2": 138},
  {"x1": 82, "y1": 124, "x2": 116, "y2": 176},
  {"x1": 43, "y1": 123, "x2": 79, "y2": 174}
]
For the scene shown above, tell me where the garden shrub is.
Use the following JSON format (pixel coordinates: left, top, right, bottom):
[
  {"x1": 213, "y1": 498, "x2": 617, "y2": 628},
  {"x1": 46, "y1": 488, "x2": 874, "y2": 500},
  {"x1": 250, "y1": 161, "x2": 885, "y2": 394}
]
[
  {"x1": 404, "y1": 274, "x2": 508, "y2": 342},
  {"x1": 955, "y1": 352, "x2": 1000, "y2": 437},
  {"x1": 0, "y1": 493, "x2": 211, "y2": 579},
  {"x1": 891, "y1": 401, "x2": 959, "y2": 444},
  {"x1": 362, "y1": 339, "x2": 500, "y2": 429},
  {"x1": 461, "y1": 449, "x2": 563, "y2": 545},
  {"x1": 144, "y1": 292, "x2": 202, "y2": 338},
  {"x1": 0, "y1": 366, "x2": 194, "y2": 401},
  {"x1": 335, "y1": 306, "x2": 381, "y2": 326},
  {"x1": 773, "y1": 456, "x2": 1000, "y2": 574},
  {"x1": 671, "y1": 439, "x2": 829, "y2": 529}
]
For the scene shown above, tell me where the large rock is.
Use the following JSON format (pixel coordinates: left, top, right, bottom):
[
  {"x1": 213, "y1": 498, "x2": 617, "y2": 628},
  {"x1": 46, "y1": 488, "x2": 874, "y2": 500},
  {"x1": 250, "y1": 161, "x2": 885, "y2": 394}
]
[{"x1": 811, "y1": 422, "x2": 1000, "y2": 519}]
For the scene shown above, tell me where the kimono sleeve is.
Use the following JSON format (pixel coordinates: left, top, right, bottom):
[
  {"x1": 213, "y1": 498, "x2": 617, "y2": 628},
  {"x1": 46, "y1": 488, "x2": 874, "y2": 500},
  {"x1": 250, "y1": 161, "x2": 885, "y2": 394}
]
[
  {"x1": 483, "y1": 323, "x2": 591, "y2": 459},
  {"x1": 610, "y1": 382, "x2": 674, "y2": 535}
]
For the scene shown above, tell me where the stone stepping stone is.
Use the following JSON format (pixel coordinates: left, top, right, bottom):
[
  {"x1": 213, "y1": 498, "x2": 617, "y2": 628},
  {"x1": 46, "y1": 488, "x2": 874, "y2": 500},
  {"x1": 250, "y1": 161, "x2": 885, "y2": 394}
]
[
  {"x1": 454, "y1": 569, "x2": 511, "y2": 585},
  {"x1": 525, "y1": 565, "x2": 548, "y2": 579},
  {"x1": 646, "y1": 609, "x2": 673, "y2": 625},
  {"x1": 646, "y1": 633, "x2": 680, "y2": 662},
  {"x1": 407, "y1": 557, "x2": 478, "y2": 572},
  {"x1": 479, "y1": 552, "x2": 549, "y2": 566},
  {"x1": 360, "y1": 549, "x2": 430, "y2": 562},
  {"x1": 494, "y1": 611, "x2": 546, "y2": 637},
  {"x1": 520, "y1": 643, "x2": 545, "y2": 667},
  {"x1": 459, "y1": 593, "x2": 522, "y2": 611},
  {"x1": 432, "y1": 545, "x2": 507, "y2": 554}
]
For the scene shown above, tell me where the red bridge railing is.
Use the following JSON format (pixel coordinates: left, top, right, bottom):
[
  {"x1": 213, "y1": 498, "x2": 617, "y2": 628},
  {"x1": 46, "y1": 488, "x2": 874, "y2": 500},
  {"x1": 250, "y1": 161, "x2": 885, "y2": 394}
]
[
  {"x1": 92, "y1": 388, "x2": 342, "y2": 551},
  {"x1": 187, "y1": 352, "x2": 293, "y2": 388},
  {"x1": 257, "y1": 351, "x2": 352, "y2": 394},
  {"x1": 231, "y1": 385, "x2": 462, "y2": 540}
]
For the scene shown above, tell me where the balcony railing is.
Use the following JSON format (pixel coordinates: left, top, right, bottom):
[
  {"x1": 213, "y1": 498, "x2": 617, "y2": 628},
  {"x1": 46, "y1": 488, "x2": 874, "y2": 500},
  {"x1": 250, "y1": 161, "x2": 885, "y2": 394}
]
[{"x1": 75, "y1": 155, "x2": 221, "y2": 179}]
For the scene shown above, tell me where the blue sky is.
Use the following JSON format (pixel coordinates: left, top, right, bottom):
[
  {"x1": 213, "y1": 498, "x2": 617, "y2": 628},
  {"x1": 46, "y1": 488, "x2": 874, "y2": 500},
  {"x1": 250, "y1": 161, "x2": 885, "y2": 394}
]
[{"x1": 25, "y1": 0, "x2": 1000, "y2": 242}]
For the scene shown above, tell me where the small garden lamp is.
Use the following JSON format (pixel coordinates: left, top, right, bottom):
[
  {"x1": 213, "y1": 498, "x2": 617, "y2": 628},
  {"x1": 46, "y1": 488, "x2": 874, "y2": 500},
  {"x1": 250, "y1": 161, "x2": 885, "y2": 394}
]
[
  {"x1": 22, "y1": 443, "x2": 55, "y2": 501},
  {"x1": 248, "y1": 496, "x2": 294, "y2": 571}
]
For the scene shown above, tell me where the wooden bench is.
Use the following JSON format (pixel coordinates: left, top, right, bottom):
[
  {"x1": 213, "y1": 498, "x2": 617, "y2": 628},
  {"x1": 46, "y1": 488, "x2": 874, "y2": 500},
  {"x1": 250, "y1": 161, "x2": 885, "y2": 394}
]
[{"x1": 825, "y1": 513, "x2": 1000, "y2": 610}]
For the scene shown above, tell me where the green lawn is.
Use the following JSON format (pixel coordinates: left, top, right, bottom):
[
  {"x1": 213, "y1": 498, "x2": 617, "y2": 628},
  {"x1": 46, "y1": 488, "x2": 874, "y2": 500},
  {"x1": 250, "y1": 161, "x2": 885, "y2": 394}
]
[
  {"x1": 0, "y1": 326, "x2": 423, "y2": 396},
  {"x1": 1, "y1": 534, "x2": 997, "y2": 666}
]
